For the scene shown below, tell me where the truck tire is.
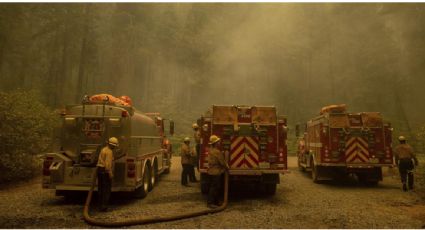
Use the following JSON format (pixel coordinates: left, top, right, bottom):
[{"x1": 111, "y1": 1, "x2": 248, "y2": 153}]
[
  {"x1": 149, "y1": 162, "x2": 157, "y2": 191},
  {"x1": 298, "y1": 158, "x2": 305, "y2": 172},
  {"x1": 134, "y1": 167, "x2": 149, "y2": 198},
  {"x1": 311, "y1": 160, "x2": 319, "y2": 183},
  {"x1": 263, "y1": 183, "x2": 277, "y2": 195},
  {"x1": 163, "y1": 167, "x2": 170, "y2": 174},
  {"x1": 200, "y1": 173, "x2": 209, "y2": 194}
]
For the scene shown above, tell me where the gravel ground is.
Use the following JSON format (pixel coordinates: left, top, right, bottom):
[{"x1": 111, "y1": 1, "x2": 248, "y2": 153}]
[{"x1": 0, "y1": 156, "x2": 424, "y2": 229}]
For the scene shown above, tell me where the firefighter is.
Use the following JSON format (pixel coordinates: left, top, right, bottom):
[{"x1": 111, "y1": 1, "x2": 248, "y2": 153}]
[
  {"x1": 189, "y1": 146, "x2": 198, "y2": 182},
  {"x1": 207, "y1": 135, "x2": 229, "y2": 209},
  {"x1": 394, "y1": 136, "x2": 419, "y2": 191},
  {"x1": 96, "y1": 137, "x2": 118, "y2": 211},
  {"x1": 181, "y1": 137, "x2": 192, "y2": 186},
  {"x1": 193, "y1": 123, "x2": 202, "y2": 171}
]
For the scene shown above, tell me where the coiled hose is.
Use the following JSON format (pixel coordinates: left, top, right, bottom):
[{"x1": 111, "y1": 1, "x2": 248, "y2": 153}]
[{"x1": 83, "y1": 169, "x2": 229, "y2": 227}]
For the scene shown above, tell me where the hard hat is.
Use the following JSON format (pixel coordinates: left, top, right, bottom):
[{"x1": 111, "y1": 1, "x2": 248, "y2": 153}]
[
  {"x1": 192, "y1": 123, "x2": 199, "y2": 129},
  {"x1": 209, "y1": 135, "x2": 220, "y2": 144},
  {"x1": 108, "y1": 137, "x2": 119, "y2": 146},
  {"x1": 398, "y1": 136, "x2": 406, "y2": 141},
  {"x1": 183, "y1": 137, "x2": 190, "y2": 142}
]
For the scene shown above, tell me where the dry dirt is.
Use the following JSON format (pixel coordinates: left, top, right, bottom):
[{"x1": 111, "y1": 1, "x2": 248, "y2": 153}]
[{"x1": 0, "y1": 156, "x2": 424, "y2": 228}]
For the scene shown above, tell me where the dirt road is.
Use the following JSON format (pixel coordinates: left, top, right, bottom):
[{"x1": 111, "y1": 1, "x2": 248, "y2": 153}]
[{"x1": 0, "y1": 156, "x2": 424, "y2": 228}]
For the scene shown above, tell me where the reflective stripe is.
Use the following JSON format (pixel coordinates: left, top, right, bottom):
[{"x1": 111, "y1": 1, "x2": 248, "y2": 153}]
[
  {"x1": 308, "y1": 142, "x2": 323, "y2": 148},
  {"x1": 345, "y1": 137, "x2": 370, "y2": 163}
]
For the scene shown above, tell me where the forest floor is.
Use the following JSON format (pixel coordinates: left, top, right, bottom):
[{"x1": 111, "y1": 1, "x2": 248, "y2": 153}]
[{"x1": 0, "y1": 156, "x2": 424, "y2": 229}]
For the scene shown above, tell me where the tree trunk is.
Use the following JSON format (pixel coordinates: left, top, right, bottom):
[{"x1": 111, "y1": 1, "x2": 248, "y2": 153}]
[
  {"x1": 47, "y1": 31, "x2": 60, "y2": 107},
  {"x1": 76, "y1": 5, "x2": 90, "y2": 102}
]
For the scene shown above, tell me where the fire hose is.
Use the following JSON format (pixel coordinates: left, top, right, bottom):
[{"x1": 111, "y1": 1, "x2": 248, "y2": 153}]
[{"x1": 83, "y1": 169, "x2": 229, "y2": 227}]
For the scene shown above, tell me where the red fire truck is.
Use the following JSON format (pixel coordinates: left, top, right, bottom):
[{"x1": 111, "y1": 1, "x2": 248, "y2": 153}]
[
  {"x1": 198, "y1": 105, "x2": 288, "y2": 195},
  {"x1": 296, "y1": 104, "x2": 393, "y2": 185}
]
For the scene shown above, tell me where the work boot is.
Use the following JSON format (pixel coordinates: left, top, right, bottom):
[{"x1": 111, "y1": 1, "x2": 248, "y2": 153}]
[
  {"x1": 182, "y1": 184, "x2": 190, "y2": 187},
  {"x1": 402, "y1": 183, "x2": 407, "y2": 192}
]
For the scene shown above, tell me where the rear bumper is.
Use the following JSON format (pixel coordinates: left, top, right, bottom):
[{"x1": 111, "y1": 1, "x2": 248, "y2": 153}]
[
  {"x1": 42, "y1": 184, "x2": 136, "y2": 192},
  {"x1": 199, "y1": 169, "x2": 286, "y2": 175},
  {"x1": 316, "y1": 163, "x2": 393, "y2": 168},
  {"x1": 229, "y1": 169, "x2": 285, "y2": 175}
]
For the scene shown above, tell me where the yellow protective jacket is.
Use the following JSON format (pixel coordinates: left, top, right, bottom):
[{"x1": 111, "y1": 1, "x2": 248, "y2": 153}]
[
  {"x1": 394, "y1": 143, "x2": 418, "y2": 165},
  {"x1": 181, "y1": 143, "x2": 192, "y2": 165},
  {"x1": 97, "y1": 146, "x2": 114, "y2": 178},
  {"x1": 208, "y1": 147, "x2": 229, "y2": 175}
]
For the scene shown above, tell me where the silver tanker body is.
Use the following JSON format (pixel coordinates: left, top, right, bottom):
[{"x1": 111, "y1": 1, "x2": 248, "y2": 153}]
[{"x1": 42, "y1": 100, "x2": 173, "y2": 198}]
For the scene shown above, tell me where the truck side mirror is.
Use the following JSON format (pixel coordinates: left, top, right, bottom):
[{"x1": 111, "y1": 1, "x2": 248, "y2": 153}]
[
  {"x1": 295, "y1": 124, "x2": 300, "y2": 137},
  {"x1": 169, "y1": 120, "x2": 174, "y2": 136}
]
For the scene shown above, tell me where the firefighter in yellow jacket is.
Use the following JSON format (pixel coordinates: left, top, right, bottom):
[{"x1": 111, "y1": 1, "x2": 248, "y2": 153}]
[
  {"x1": 96, "y1": 137, "x2": 118, "y2": 211},
  {"x1": 394, "y1": 136, "x2": 419, "y2": 191},
  {"x1": 181, "y1": 137, "x2": 194, "y2": 186},
  {"x1": 207, "y1": 135, "x2": 229, "y2": 209}
]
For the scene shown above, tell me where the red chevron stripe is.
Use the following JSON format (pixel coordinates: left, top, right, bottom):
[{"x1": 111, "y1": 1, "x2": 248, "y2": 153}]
[
  {"x1": 356, "y1": 138, "x2": 368, "y2": 149},
  {"x1": 243, "y1": 138, "x2": 259, "y2": 154},
  {"x1": 237, "y1": 159, "x2": 245, "y2": 168},
  {"x1": 351, "y1": 154, "x2": 367, "y2": 162},
  {"x1": 247, "y1": 153, "x2": 259, "y2": 164},
  {"x1": 242, "y1": 158, "x2": 255, "y2": 168},
  {"x1": 231, "y1": 139, "x2": 246, "y2": 152},
  {"x1": 231, "y1": 137, "x2": 258, "y2": 152},
  {"x1": 230, "y1": 151, "x2": 243, "y2": 165}
]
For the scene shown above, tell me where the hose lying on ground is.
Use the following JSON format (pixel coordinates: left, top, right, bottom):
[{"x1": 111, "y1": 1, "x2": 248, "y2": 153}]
[{"x1": 83, "y1": 169, "x2": 229, "y2": 227}]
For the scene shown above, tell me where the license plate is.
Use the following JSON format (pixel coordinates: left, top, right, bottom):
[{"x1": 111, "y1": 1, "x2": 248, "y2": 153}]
[
  {"x1": 259, "y1": 162, "x2": 270, "y2": 168},
  {"x1": 369, "y1": 158, "x2": 379, "y2": 163}
]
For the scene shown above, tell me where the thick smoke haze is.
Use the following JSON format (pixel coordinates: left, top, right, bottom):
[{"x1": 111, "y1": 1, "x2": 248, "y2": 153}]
[{"x1": 0, "y1": 3, "x2": 424, "y2": 142}]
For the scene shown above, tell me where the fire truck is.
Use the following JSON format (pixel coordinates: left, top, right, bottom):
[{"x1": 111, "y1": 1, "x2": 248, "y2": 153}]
[
  {"x1": 197, "y1": 105, "x2": 288, "y2": 195},
  {"x1": 296, "y1": 104, "x2": 393, "y2": 185},
  {"x1": 42, "y1": 94, "x2": 174, "y2": 198}
]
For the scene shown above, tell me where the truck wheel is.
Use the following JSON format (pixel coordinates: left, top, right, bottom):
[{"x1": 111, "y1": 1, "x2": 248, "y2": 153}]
[
  {"x1": 311, "y1": 161, "x2": 319, "y2": 183},
  {"x1": 200, "y1": 173, "x2": 209, "y2": 194},
  {"x1": 134, "y1": 167, "x2": 149, "y2": 198},
  {"x1": 149, "y1": 163, "x2": 157, "y2": 191},
  {"x1": 163, "y1": 167, "x2": 170, "y2": 174},
  {"x1": 263, "y1": 183, "x2": 277, "y2": 195},
  {"x1": 298, "y1": 158, "x2": 305, "y2": 172}
]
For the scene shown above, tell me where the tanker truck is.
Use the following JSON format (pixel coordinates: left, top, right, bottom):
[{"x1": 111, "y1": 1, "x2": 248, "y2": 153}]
[{"x1": 42, "y1": 94, "x2": 174, "y2": 198}]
